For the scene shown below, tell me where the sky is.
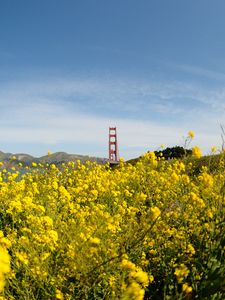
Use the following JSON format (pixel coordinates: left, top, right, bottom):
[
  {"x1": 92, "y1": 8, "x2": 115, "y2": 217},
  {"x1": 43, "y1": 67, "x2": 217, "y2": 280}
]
[{"x1": 0, "y1": 0, "x2": 225, "y2": 159}]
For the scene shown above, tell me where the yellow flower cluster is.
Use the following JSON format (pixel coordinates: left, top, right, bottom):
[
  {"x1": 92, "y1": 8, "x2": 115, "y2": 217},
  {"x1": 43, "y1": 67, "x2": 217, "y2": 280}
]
[
  {"x1": 174, "y1": 263, "x2": 190, "y2": 283},
  {"x1": 192, "y1": 146, "x2": 202, "y2": 158},
  {"x1": 0, "y1": 248, "x2": 10, "y2": 293},
  {"x1": 0, "y1": 148, "x2": 224, "y2": 299},
  {"x1": 0, "y1": 232, "x2": 10, "y2": 294}
]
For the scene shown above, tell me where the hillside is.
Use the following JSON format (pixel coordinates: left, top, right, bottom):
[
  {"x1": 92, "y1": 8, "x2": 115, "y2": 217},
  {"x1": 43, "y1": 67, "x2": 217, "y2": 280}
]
[
  {"x1": 127, "y1": 150, "x2": 224, "y2": 175},
  {"x1": 0, "y1": 150, "x2": 108, "y2": 166}
]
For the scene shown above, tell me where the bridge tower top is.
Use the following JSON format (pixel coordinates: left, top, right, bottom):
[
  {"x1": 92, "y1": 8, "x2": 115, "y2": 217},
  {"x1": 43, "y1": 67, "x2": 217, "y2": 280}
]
[{"x1": 108, "y1": 127, "x2": 119, "y2": 164}]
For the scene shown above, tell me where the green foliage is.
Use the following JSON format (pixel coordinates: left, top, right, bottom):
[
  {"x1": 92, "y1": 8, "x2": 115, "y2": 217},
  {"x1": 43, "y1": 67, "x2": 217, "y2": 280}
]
[{"x1": 154, "y1": 146, "x2": 192, "y2": 160}]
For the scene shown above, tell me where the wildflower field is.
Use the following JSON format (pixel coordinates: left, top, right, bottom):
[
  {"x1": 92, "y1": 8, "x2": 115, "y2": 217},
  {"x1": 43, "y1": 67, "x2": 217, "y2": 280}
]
[{"x1": 0, "y1": 149, "x2": 225, "y2": 299}]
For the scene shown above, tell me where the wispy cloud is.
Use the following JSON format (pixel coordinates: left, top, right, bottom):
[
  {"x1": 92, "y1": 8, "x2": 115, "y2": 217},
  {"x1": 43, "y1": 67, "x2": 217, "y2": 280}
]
[
  {"x1": 2, "y1": 74, "x2": 223, "y2": 113},
  {"x1": 175, "y1": 63, "x2": 225, "y2": 82},
  {"x1": 0, "y1": 73, "x2": 224, "y2": 158}
]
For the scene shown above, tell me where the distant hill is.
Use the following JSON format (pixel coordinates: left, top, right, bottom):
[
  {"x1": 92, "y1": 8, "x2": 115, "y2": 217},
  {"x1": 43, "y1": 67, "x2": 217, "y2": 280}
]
[{"x1": 0, "y1": 151, "x2": 108, "y2": 166}]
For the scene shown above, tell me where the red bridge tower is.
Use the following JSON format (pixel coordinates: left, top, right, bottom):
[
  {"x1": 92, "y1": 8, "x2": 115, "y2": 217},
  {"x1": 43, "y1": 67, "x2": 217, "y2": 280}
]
[{"x1": 108, "y1": 127, "x2": 119, "y2": 164}]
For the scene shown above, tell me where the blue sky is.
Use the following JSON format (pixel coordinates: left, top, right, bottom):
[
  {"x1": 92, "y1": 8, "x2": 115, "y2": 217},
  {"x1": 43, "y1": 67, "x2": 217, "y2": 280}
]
[{"x1": 0, "y1": 0, "x2": 225, "y2": 159}]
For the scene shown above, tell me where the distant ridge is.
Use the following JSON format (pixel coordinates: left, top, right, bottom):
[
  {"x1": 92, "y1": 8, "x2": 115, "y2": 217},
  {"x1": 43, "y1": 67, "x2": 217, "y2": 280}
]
[{"x1": 0, "y1": 151, "x2": 108, "y2": 166}]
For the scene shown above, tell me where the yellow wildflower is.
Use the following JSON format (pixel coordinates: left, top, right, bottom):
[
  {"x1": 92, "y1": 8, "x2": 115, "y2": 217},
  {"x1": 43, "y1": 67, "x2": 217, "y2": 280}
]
[
  {"x1": 150, "y1": 206, "x2": 161, "y2": 221},
  {"x1": 174, "y1": 264, "x2": 190, "y2": 283},
  {"x1": 130, "y1": 269, "x2": 149, "y2": 287},
  {"x1": 211, "y1": 146, "x2": 217, "y2": 153},
  {"x1": 188, "y1": 131, "x2": 195, "y2": 139},
  {"x1": 15, "y1": 252, "x2": 29, "y2": 265},
  {"x1": 90, "y1": 237, "x2": 101, "y2": 245},
  {"x1": 121, "y1": 259, "x2": 136, "y2": 271},
  {"x1": 122, "y1": 282, "x2": 145, "y2": 300},
  {"x1": 0, "y1": 247, "x2": 10, "y2": 292},
  {"x1": 182, "y1": 283, "x2": 192, "y2": 294},
  {"x1": 192, "y1": 146, "x2": 202, "y2": 158},
  {"x1": 55, "y1": 289, "x2": 64, "y2": 300}
]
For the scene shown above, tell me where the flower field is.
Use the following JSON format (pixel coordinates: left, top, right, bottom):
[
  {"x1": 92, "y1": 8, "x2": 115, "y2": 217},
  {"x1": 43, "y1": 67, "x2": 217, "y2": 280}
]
[{"x1": 0, "y1": 150, "x2": 225, "y2": 299}]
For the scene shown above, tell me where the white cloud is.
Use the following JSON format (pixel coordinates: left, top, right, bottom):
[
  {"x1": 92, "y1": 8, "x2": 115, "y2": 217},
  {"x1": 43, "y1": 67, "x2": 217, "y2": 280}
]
[{"x1": 0, "y1": 74, "x2": 224, "y2": 159}]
